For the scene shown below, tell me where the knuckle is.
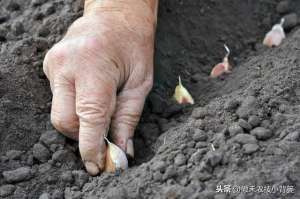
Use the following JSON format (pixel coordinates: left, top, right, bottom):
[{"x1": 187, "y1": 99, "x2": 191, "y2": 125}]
[
  {"x1": 52, "y1": 75, "x2": 73, "y2": 91},
  {"x1": 43, "y1": 44, "x2": 67, "y2": 78},
  {"x1": 111, "y1": 112, "x2": 139, "y2": 140},
  {"x1": 115, "y1": 113, "x2": 140, "y2": 128},
  {"x1": 68, "y1": 17, "x2": 85, "y2": 31},
  {"x1": 143, "y1": 76, "x2": 153, "y2": 93},
  {"x1": 78, "y1": 36, "x2": 103, "y2": 56},
  {"x1": 112, "y1": 99, "x2": 142, "y2": 133},
  {"x1": 46, "y1": 44, "x2": 67, "y2": 65},
  {"x1": 51, "y1": 109, "x2": 78, "y2": 133},
  {"x1": 67, "y1": 36, "x2": 106, "y2": 65},
  {"x1": 76, "y1": 97, "x2": 110, "y2": 125}
]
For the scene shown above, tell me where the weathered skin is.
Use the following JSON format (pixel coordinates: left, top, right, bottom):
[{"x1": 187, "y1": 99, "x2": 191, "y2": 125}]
[{"x1": 43, "y1": 0, "x2": 158, "y2": 175}]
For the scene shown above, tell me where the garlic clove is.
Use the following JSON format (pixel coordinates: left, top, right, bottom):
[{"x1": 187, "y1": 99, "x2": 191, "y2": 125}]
[
  {"x1": 263, "y1": 18, "x2": 285, "y2": 48},
  {"x1": 210, "y1": 63, "x2": 227, "y2": 78},
  {"x1": 174, "y1": 76, "x2": 194, "y2": 105},
  {"x1": 210, "y1": 44, "x2": 231, "y2": 78},
  {"x1": 263, "y1": 31, "x2": 285, "y2": 47},
  {"x1": 104, "y1": 137, "x2": 128, "y2": 173}
]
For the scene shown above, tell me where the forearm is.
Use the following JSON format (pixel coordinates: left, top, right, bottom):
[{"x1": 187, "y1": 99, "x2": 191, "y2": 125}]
[{"x1": 84, "y1": 0, "x2": 159, "y2": 23}]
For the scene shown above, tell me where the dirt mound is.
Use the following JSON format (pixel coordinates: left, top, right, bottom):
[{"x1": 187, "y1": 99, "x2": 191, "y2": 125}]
[{"x1": 0, "y1": 0, "x2": 300, "y2": 198}]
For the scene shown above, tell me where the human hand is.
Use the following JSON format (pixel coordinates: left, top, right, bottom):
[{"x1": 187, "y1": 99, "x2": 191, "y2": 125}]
[{"x1": 43, "y1": 0, "x2": 157, "y2": 175}]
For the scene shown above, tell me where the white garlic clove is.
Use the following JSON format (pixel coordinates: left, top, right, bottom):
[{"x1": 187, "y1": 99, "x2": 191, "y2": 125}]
[
  {"x1": 104, "y1": 137, "x2": 128, "y2": 173},
  {"x1": 174, "y1": 76, "x2": 194, "y2": 105},
  {"x1": 263, "y1": 18, "x2": 285, "y2": 48}
]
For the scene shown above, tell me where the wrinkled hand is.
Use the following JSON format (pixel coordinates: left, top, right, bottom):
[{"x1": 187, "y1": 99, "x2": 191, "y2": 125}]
[{"x1": 43, "y1": 0, "x2": 157, "y2": 175}]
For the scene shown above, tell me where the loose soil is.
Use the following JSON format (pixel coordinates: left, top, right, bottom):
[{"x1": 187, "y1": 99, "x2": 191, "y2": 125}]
[{"x1": 0, "y1": 0, "x2": 300, "y2": 198}]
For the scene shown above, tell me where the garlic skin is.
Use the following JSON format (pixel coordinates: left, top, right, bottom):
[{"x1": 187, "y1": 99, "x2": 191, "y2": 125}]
[
  {"x1": 263, "y1": 18, "x2": 285, "y2": 48},
  {"x1": 174, "y1": 76, "x2": 194, "y2": 105},
  {"x1": 210, "y1": 44, "x2": 231, "y2": 78},
  {"x1": 104, "y1": 137, "x2": 128, "y2": 173}
]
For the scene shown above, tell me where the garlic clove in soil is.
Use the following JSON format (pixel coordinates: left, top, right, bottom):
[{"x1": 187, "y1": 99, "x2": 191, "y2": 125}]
[
  {"x1": 263, "y1": 18, "x2": 285, "y2": 48},
  {"x1": 104, "y1": 137, "x2": 128, "y2": 173},
  {"x1": 210, "y1": 44, "x2": 231, "y2": 78},
  {"x1": 174, "y1": 76, "x2": 194, "y2": 105}
]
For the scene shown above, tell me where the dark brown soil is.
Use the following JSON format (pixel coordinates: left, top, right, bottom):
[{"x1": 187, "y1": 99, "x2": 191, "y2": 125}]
[{"x1": 0, "y1": 0, "x2": 300, "y2": 198}]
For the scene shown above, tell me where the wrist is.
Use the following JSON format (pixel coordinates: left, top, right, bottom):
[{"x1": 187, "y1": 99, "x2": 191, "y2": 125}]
[{"x1": 84, "y1": 0, "x2": 158, "y2": 25}]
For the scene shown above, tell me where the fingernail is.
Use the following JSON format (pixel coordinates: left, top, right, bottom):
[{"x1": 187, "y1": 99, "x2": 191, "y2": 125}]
[
  {"x1": 84, "y1": 161, "x2": 99, "y2": 176},
  {"x1": 126, "y1": 139, "x2": 134, "y2": 158}
]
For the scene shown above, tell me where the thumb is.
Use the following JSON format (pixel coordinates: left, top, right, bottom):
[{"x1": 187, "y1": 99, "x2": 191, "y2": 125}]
[
  {"x1": 111, "y1": 79, "x2": 152, "y2": 158},
  {"x1": 76, "y1": 75, "x2": 117, "y2": 175}
]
